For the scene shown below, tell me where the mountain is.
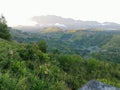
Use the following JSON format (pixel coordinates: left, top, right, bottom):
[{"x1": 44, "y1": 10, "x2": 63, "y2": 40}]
[
  {"x1": 79, "y1": 80, "x2": 120, "y2": 90},
  {"x1": 13, "y1": 15, "x2": 120, "y2": 31},
  {"x1": 2, "y1": 14, "x2": 120, "y2": 90}
]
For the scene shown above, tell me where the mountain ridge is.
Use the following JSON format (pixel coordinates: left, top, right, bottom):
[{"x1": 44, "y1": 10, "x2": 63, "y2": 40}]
[{"x1": 13, "y1": 15, "x2": 120, "y2": 31}]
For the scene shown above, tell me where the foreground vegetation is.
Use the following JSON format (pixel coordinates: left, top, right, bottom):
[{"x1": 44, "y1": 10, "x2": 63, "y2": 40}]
[
  {"x1": 0, "y1": 38, "x2": 120, "y2": 90},
  {"x1": 0, "y1": 16, "x2": 120, "y2": 90}
]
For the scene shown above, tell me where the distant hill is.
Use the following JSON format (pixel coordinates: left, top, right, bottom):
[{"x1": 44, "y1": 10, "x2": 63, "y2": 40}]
[
  {"x1": 13, "y1": 15, "x2": 120, "y2": 31},
  {"x1": 11, "y1": 29, "x2": 120, "y2": 63}
]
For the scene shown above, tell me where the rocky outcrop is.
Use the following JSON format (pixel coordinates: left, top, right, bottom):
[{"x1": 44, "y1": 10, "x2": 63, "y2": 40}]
[{"x1": 78, "y1": 80, "x2": 120, "y2": 90}]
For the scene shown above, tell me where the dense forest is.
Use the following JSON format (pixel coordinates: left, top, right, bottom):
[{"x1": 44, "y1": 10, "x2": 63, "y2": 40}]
[
  {"x1": 0, "y1": 16, "x2": 120, "y2": 90},
  {"x1": 11, "y1": 28, "x2": 120, "y2": 63}
]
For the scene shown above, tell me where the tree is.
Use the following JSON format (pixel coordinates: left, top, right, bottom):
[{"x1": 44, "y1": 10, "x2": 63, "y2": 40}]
[
  {"x1": 38, "y1": 40, "x2": 47, "y2": 53},
  {"x1": 0, "y1": 15, "x2": 11, "y2": 40}
]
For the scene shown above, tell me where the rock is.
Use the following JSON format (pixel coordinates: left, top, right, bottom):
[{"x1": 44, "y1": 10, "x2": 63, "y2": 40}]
[{"x1": 78, "y1": 80, "x2": 120, "y2": 90}]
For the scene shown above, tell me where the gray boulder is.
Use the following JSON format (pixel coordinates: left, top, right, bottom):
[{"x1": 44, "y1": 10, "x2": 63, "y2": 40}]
[{"x1": 79, "y1": 80, "x2": 120, "y2": 90}]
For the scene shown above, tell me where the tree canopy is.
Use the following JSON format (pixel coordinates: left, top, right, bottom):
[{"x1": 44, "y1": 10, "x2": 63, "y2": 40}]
[
  {"x1": 38, "y1": 40, "x2": 47, "y2": 53},
  {"x1": 0, "y1": 15, "x2": 11, "y2": 40}
]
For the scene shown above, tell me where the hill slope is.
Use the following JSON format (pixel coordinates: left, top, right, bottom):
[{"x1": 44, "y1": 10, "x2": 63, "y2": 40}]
[
  {"x1": 0, "y1": 38, "x2": 120, "y2": 90},
  {"x1": 11, "y1": 29, "x2": 120, "y2": 63}
]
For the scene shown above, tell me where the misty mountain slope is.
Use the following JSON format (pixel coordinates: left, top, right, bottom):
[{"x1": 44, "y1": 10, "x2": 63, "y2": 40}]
[{"x1": 13, "y1": 15, "x2": 120, "y2": 31}]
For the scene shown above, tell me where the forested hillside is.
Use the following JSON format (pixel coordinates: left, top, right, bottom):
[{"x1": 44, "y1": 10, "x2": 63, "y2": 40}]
[
  {"x1": 11, "y1": 28, "x2": 120, "y2": 63},
  {"x1": 1, "y1": 0, "x2": 120, "y2": 89},
  {"x1": 0, "y1": 38, "x2": 120, "y2": 90},
  {"x1": 0, "y1": 16, "x2": 120, "y2": 90}
]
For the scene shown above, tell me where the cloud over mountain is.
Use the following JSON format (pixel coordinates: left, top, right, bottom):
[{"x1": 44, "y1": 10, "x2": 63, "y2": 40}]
[{"x1": 13, "y1": 15, "x2": 120, "y2": 31}]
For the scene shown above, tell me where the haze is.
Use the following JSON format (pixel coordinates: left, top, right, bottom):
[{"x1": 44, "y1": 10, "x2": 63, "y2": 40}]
[{"x1": 0, "y1": 0, "x2": 120, "y2": 26}]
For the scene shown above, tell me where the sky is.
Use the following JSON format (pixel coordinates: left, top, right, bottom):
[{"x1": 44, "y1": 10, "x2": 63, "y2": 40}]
[{"x1": 0, "y1": 0, "x2": 120, "y2": 26}]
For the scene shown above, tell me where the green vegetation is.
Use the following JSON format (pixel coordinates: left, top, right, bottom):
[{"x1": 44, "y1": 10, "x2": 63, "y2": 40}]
[
  {"x1": 0, "y1": 19, "x2": 120, "y2": 89},
  {"x1": 0, "y1": 37, "x2": 120, "y2": 89},
  {"x1": 11, "y1": 29, "x2": 120, "y2": 63},
  {"x1": 0, "y1": 15, "x2": 11, "y2": 40},
  {"x1": 37, "y1": 40, "x2": 47, "y2": 53}
]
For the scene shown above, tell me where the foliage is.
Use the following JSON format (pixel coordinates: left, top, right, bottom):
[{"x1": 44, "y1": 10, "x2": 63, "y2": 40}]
[
  {"x1": 0, "y1": 29, "x2": 120, "y2": 89},
  {"x1": 11, "y1": 29, "x2": 120, "y2": 63},
  {"x1": 0, "y1": 15, "x2": 11, "y2": 40},
  {"x1": 38, "y1": 40, "x2": 47, "y2": 53}
]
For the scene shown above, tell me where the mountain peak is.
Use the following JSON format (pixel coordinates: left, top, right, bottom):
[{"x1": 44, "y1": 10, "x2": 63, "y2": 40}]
[{"x1": 13, "y1": 15, "x2": 120, "y2": 31}]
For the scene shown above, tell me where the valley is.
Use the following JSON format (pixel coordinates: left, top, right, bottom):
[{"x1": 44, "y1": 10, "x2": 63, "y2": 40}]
[{"x1": 11, "y1": 28, "x2": 120, "y2": 63}]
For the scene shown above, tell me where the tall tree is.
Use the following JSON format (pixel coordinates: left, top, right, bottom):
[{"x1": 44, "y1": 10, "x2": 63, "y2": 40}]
[
  {"x1": 38, "y1": 40, "x2": 47, "y2": 53},
  {"x1": 0, "y1": 15, "x2": 11, "y2": 40}
]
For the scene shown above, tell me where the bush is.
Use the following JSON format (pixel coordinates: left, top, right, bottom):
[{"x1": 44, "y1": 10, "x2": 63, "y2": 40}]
[{"x1": 0, "y1": 15, "x2": 11, "y2": 40}]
